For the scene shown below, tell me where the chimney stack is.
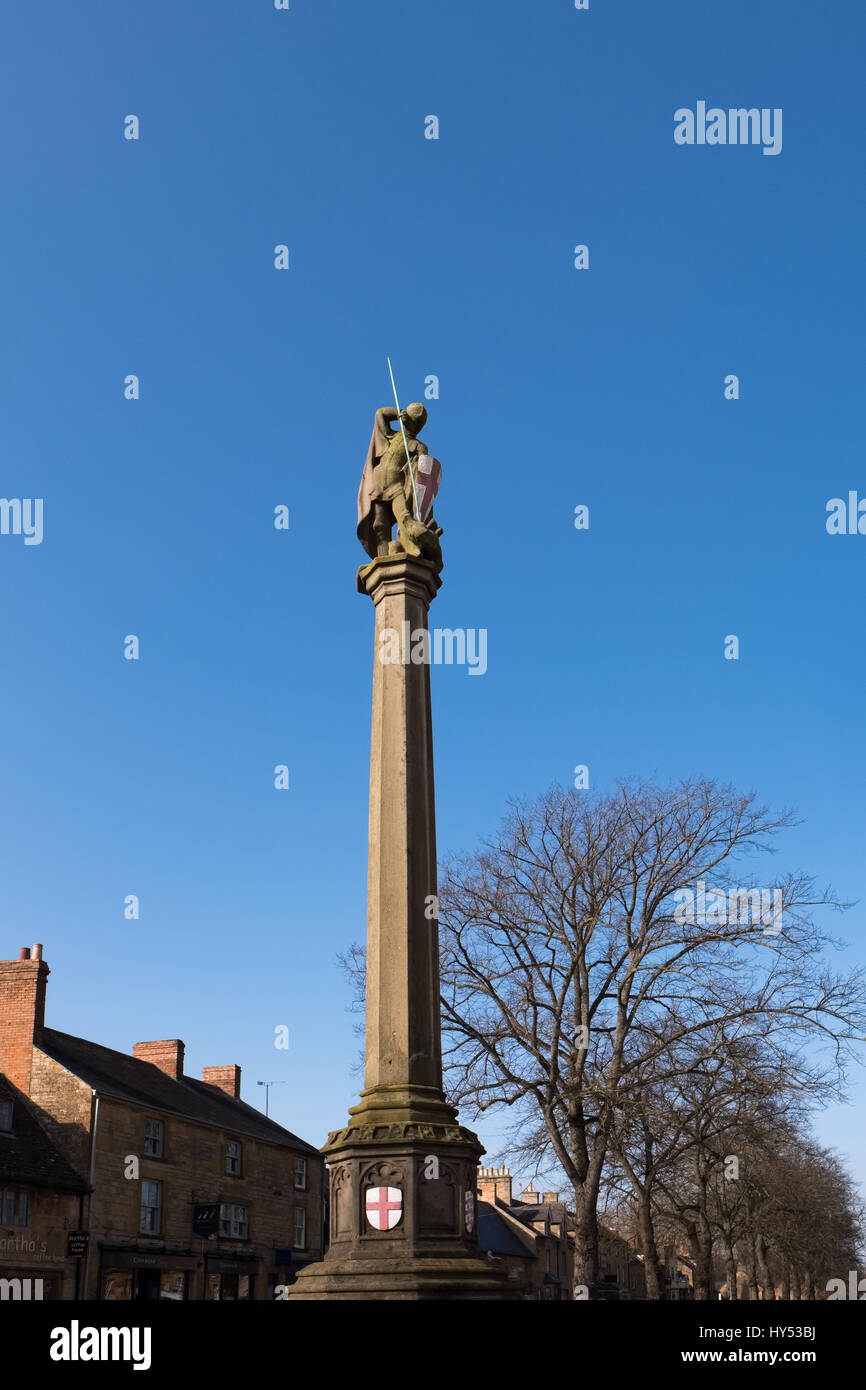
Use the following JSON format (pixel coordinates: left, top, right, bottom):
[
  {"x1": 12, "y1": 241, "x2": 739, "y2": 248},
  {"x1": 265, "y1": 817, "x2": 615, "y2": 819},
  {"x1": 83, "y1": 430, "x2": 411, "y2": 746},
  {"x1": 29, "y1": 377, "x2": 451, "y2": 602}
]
[
  {"x1": 520, "y1": 1184, "x2": 541, "y2": 1205},
  {"x1": 476, "y1": 1164, "x2": 513, "y2": 1205},
  {"x1": 202, "y1": 1065, "x2": 241, "y2": 1100},
  {"x1": 133, "y1": 1039, "x2": 185, "y2": 1080},
  {"x1": 0, "y1": 946, "x2": 51, "y2": 1094}
]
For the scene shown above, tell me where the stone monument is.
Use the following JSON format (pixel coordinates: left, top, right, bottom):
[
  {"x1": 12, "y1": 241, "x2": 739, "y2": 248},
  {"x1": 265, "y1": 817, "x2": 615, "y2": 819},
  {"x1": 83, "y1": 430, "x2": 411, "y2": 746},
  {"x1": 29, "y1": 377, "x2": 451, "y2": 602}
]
[{"x1": 288, "y1": 399, "x2": 517, "y2": 1299}]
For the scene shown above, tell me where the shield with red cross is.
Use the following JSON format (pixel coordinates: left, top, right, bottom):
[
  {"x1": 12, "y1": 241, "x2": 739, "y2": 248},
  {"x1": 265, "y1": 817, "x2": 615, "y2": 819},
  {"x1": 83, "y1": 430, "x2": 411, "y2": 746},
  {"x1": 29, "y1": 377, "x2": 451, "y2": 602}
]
[
  {"x1": 365, "y1": 1186, "x2": 403, "y2": 1231},
  {"x1": 413, "y1": 454, "x2": 441, "y2": 521},
  {"x1": 464, "y1": 1189, "x2": 475, "y2": 1234}
]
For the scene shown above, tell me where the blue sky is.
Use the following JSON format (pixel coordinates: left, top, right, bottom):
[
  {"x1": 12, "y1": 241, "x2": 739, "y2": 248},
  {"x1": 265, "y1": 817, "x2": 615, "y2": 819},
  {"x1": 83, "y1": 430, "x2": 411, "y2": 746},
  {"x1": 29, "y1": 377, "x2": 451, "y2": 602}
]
[{"x1": 1, "y1": 1, "x2": 865, "y2": 1193}]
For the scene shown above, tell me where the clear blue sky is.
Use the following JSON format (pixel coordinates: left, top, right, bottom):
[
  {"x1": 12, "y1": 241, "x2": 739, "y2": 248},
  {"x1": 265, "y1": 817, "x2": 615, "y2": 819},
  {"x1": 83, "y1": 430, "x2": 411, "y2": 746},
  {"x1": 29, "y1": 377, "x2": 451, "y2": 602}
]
[{"x1": 2, "y1": 1, "x2": 864, "y2": 1193}]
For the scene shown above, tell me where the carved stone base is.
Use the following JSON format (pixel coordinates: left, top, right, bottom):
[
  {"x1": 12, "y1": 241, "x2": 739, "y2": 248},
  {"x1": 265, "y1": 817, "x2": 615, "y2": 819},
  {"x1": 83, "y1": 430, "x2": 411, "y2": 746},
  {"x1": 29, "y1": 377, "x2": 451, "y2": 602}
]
[
  {"x1": 287, "y1": 1088, "x2": 524, "y2": 1300},
  {"x1": 286, "y1": 1249, "x2": 520, "y2": 1300}
]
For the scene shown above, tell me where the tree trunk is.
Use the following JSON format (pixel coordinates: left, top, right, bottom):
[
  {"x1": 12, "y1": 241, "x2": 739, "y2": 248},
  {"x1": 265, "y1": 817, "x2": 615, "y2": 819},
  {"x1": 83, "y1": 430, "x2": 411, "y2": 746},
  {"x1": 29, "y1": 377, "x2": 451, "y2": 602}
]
[
  {"x1": 755, "y1": 1234, "x2": 775, "y2": 1301},
  {"x1": 789, "y1": 1263, "x2": 801, "y2": 1301},
  {"x1": 637, "y1": 1195, "x2": 664, "y2": 1300},
  {"x1": 697, "y1": 1211, "x2": 714, "y2": 1300},
  {"x1": 725, "y1": 1241, "x2": 738, "y2": 1300},
  {"x1": 572, "y1": 1182, "x2": 600, "y2": 1293},
  {"x1": 742, "y1": 1241, "x2": 759, "y2": 1300},
  {"x1": 686, "y1": 1219, "x2": 714, "y2": 1301}
]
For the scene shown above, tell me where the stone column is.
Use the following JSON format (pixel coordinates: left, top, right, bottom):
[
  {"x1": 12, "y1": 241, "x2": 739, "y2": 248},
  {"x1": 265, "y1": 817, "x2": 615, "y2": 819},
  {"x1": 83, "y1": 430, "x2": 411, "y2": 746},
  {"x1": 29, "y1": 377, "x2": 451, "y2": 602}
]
[
  {"x1": 288, "y1": 554, "x2": 521, "y2": 1299},
  {"x1": 358, "y1": 553, "x2": 442, "y2": 1117}
]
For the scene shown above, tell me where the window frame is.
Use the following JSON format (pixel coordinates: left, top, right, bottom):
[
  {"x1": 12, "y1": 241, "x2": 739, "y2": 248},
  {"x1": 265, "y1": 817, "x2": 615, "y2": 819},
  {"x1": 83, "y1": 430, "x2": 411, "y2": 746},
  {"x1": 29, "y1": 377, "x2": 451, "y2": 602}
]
[
  {"x1": 218, "y1": 1202, "x2": 249, "y2": 1240},
  {"x1": 140, "y1": 1178, "x2": 163, "y2": 1234},
  {"x1": 1, "y1": 1188, "x2": 29, "y2": 1227},
  {"x1": 293, "y1": 1156, "x2": 307, "y2": 1191},
  {"x1": 143, "y1": 1117, "x2": 164, "y2": 1159},
  {"x1": 225, "y1": 1140, "x2": 242, "y2": 1177},
  {"x1": 293, "y1": 1205, "x2": 306, "y2": 1250}
]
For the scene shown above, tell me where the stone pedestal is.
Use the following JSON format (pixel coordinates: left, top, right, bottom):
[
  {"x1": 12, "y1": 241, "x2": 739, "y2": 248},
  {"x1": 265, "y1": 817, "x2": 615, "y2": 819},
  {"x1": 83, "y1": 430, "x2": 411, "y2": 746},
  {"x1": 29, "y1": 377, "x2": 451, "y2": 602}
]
[{"x1": 288, "y1": 555, "x2": 517, "y2": 1299}]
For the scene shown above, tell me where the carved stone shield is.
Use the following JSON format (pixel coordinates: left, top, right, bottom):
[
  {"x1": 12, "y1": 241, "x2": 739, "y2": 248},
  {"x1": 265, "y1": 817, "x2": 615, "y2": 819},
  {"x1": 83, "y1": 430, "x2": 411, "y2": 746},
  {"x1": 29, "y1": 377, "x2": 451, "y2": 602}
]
[
  {"x1": 414, "y1": 454, "x2": 441, "y2": 521},
  {"x1": 365, "y1": 1186, "x2": 402, "y2": 1231},
  {"x1": 464, "y1": 1189, "x2": 475, "y2": 1234}
]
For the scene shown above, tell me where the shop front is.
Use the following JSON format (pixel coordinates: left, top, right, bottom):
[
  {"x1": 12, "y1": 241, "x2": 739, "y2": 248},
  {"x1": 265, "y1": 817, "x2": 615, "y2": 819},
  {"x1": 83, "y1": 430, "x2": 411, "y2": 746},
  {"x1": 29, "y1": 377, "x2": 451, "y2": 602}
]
[
  {"x1": 203, "y1": 1252, "x2": 261, "y2": 1300},
  {"x1": 0, "y1": 1262, "x2": 68, "y2": 1299},
  {"x1": 99, "y1": 1246, "x2": 197, "y2": 1301},
  {"x1": 0, "y1": 1233, "x2": 78, "y2": 1299}
]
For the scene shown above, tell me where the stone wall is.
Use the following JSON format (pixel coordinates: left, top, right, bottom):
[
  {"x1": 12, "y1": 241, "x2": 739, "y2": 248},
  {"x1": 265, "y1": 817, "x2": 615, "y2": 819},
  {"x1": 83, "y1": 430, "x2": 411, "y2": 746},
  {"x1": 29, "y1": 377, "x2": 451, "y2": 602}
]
[{"x1": 84, "y1": 1096, "x2": 324, "y2": 1299}]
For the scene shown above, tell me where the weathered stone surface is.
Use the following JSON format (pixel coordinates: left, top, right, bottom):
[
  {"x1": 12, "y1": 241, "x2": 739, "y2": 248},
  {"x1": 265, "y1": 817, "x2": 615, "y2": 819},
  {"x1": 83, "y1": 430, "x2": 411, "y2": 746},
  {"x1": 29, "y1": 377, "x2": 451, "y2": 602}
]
[
  {"x1": 289, "y1": 552, "x2": 521, "y2": 1299},
  {"x1": 357, "y1": 405, "x2": 443, "y2": 570},
  {"x1": 360, "y1": 555, "x2": 443, "y2": 1102}
]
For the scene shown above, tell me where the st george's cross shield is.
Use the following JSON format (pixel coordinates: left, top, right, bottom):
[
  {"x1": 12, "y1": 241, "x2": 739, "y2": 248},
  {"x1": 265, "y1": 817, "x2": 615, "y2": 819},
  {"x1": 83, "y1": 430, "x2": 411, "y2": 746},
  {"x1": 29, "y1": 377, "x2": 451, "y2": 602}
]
[
  {"x1": 464, "y1": 1189, "x2": 475, "y2": 1234},
  {"x1": 365, "y1": 1186, "x2": 403, "y2": 1231},
  {"x1": 413, "y1": 454, "x2": 441, "y2": 521}
]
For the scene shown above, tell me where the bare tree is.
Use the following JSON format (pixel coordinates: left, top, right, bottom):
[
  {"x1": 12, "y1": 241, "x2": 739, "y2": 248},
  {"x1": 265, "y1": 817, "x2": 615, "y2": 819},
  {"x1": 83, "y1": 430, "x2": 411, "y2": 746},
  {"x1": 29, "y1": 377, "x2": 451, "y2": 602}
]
[
  {"x1": 436, "y1": 780, "x2": 865, "y2": 1291},
  {"x1": 607, "y1": 1027, "x2": 799, "y2": 1299},
  {"x1": 736, "y1": 1131, "x2": 864, "y2": 1298}
]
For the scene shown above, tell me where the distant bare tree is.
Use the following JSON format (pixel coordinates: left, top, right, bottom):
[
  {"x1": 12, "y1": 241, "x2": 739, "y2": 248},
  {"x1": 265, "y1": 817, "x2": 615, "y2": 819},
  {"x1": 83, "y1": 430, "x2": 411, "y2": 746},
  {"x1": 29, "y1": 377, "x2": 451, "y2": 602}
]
[
  {"x1": 735, "y1": 1131, "x2": 864, "y2": 1298},
  {"x1": 606, "y1": 1026, "x2": 802, "y2": 1299},
  {"x1": 435, "y1": 780, "x2": 865, "y2": 1291}
]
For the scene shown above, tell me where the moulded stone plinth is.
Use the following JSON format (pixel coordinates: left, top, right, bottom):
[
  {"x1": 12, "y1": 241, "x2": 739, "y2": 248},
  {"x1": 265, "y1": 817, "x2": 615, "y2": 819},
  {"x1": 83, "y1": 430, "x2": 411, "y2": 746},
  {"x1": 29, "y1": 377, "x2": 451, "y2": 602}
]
[{"x1": 288, "y1": 1125, "x2": 520, "y2": 1300}]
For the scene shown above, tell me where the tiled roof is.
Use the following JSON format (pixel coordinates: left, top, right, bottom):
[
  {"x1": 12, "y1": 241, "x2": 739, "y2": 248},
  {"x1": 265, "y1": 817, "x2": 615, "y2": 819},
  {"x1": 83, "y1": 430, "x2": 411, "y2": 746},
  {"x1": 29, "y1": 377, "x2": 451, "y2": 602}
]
[
  {"x1": 39, "y1": 1029, "x2": 320, "y2": 1156},
  {"x1": 0, "y1": 1075, "x2": 90, "y2": 1192},
  {"x1": 477, "y1": 1199, "x2": 538, "y2": 1258},
  {"x1": 512, "y1": 1201, "x2": 575, "y2": 1231}
]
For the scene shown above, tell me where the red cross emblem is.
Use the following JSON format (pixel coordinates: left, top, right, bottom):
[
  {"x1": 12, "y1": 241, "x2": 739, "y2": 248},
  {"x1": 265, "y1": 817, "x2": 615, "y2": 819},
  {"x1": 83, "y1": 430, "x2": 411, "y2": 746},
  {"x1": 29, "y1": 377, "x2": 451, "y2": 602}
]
[
  {"x1": 365, "y1": 1186, "x2": 402, "y2": 1231},
  {"x1": 414, "y1": 454, "x2": 441, "y2": 521}
]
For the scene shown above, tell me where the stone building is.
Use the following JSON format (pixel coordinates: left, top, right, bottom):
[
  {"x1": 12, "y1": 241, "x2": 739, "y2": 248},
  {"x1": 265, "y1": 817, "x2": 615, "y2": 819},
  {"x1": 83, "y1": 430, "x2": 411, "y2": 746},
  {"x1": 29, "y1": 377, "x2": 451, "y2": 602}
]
[
  {"x1": 0, "y1": 1074, "x2": 89, "y2": 1299},
  {"x1": 476, "y1": 1166, "x2": 574, "y2": 1300},
  {"x1": 0, "y1": 944, "x2": 324, "y2": 1299},
  {"x1": 596, "y1": 1222, "x2": 647, "y2": 1299}
]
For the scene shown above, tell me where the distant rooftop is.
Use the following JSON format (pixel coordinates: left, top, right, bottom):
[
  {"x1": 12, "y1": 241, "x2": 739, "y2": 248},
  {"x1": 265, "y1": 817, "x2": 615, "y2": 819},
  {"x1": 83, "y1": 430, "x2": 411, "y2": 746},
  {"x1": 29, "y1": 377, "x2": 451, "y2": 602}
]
[
  {"x1": 477, "y1": 1197, "x2": 537, "y2": 1259},
  {"x1": 40, "y1": 1028, "x2": 320, "y2": 1156},
  {"x1": 0, "y1": 1074, "x2": 90, "y2": 1192}
]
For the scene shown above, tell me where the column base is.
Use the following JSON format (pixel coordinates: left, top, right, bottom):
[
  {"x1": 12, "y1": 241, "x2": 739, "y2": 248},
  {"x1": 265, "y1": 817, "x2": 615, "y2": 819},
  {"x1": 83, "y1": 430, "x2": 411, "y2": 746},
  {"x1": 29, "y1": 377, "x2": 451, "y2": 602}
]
[
  {"x1": 287, "y1": 1089, "x2": 528, "y2": 1301},
  {"x1": 286, "y1": 1249, "x2": 521, "y2": 1301}
]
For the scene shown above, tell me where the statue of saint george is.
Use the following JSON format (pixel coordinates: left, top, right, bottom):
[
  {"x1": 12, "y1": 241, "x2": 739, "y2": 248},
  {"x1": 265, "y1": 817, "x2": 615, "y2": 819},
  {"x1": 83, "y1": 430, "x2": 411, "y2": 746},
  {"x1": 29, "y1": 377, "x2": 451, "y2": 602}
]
[{"x1": 357, "y1": 403, "x2": 442, "y2": 571}]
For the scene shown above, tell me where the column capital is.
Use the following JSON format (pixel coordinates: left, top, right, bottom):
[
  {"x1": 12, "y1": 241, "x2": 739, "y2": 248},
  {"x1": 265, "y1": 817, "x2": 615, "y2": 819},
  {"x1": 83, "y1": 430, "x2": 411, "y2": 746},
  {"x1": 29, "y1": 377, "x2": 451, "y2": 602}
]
[{"x1": 357, "y1": 553, "x2": 441, "y2": 605}]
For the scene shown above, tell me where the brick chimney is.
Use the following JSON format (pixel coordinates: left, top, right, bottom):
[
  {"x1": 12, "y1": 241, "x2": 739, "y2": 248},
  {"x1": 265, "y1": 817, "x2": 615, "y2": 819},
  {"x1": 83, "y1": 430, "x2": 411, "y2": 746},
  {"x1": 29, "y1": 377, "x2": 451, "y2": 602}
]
[
  {"x1": 520, "y1": 1184, "x2": 541, "y2": 1205},
  {"x1": 542, "y1": 1190, "x2": 560, "y2": 1205},
  {"x1": 477, "y1": 1164, "x2": 513, "y2": 1205},
  {"x1": 133, "y1": 1039, "x2": 185, "y2": 1079},
  {"x1": 202, "y1": 1065, "x2": 241, "y2": 1099},
  {"x1": 0, "y1": 946, "x2": 50, "y2": 1095}
]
